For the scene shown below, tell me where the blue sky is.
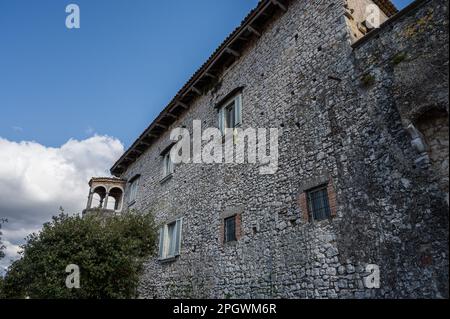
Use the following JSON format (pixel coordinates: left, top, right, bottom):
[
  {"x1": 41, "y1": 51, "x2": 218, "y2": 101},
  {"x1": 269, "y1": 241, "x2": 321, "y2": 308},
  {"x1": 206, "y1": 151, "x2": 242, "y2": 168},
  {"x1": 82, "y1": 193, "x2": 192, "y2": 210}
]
[
  {"x1": 0, "y1": 0, "x2": 260, "y2": 148},
  {"x1": 0, "y1": 0, "x2": 413, "y2": 149},
  {"x1": 394, "y1": 0, "x2": 415, "y2": 9}
]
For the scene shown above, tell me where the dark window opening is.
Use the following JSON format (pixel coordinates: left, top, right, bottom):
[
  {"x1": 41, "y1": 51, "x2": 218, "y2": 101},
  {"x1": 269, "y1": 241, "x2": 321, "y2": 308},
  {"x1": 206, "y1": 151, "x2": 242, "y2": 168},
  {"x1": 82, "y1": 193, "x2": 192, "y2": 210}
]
[
  {"x1": 224, "y1": 216, "x2": 237, "y2": 243},
  {"x1": 225, "y1": 103, "x2": 236, "y2": 129}
]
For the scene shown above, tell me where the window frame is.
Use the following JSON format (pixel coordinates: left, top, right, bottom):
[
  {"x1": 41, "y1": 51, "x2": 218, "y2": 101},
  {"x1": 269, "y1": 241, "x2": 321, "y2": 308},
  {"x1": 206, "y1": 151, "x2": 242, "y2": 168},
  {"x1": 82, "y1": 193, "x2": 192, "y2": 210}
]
[
  {"x1": 161, "y1": 149, "x2": 174, "y2": 181},
  {"x1": 306, "y1": 185, "x2": 332, "y2": 222},
  {"x1": 224, "y1": 215, "x2": 237, "y2": 243},
  {"x1": 218, "y1": 93, "x2": 242, "y2": 136},
  {"x1": 127, "y1": 175, "x2": 140, "y2": 206},
  {"x1": 158, "y1": 218, "x2": 183, "y2": 261}
]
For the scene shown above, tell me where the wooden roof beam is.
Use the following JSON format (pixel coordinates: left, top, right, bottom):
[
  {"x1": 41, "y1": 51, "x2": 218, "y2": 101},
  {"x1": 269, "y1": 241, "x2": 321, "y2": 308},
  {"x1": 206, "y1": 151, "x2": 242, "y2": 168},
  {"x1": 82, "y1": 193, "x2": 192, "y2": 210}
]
[
  {"x1": 139, "y1": 141, "x2": 151, "y2": 147},
  {"x1": 247, "y1": 25, "x2": 261, "y2": 37},
  {"x1": 225, "y1": 47, "x2": 240, "y2": 57},
  {"x1": 270, "y1": 0, "x2": 287, "y2": 12},
  {"x1": 177, "y1": 101, "x2": 189, "y2": 109},
  {"x1": 165, "y1": 112, "x2": 178, "y2": 119},
  {"x1": 130, "y1": 149, "x2": 143, "y2": 155},
  {"x1": 155, "y1": 123, "x2": 168, "y2": 129},
  {"x1": 204, "y1": 72, "x2": 217, "y2": 80},
  {"x1": 191, "y1": 86, "x2": 202, "y2": 95}
]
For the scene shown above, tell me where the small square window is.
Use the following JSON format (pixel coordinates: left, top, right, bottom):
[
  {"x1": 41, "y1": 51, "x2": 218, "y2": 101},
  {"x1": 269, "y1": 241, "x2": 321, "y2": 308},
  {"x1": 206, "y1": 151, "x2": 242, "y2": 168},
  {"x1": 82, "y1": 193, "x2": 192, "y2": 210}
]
[
  {"x1": 307, "y1": 186, "x2": 331, "y2": 221},
  {"x1": 224, "y1": 215, "x2": 237, "y2": 243}
]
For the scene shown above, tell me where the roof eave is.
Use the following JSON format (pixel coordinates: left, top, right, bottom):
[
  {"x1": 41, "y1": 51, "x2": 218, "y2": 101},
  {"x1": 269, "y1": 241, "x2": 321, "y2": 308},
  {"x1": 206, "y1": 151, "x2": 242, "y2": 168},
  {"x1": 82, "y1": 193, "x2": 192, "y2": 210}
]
[{"x1": 110, "y1": 0, "x2": 290, "y2": 177}]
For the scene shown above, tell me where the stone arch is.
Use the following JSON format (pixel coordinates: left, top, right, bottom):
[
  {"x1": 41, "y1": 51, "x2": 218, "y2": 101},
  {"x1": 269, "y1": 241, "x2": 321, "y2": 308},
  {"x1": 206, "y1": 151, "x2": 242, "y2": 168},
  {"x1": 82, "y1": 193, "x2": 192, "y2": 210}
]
[
  {"x1": 413, "y1": 107, "x2": 449, "y2": 203},
  {"x1": 408, "y1": 105, "x2": 449, "y2": 204},
  {"x1": 91, "y1": 186, "x2": 107, "y2": 209},
  {"x1": 107, "y1": 187, "x2": 124, "y2": 212},
  {"x1": 409, "y1": 103, "x2": 448, "y2": 126},
  {"x1": 105, "y1": 196, "x2": 117, "y2": 211}
]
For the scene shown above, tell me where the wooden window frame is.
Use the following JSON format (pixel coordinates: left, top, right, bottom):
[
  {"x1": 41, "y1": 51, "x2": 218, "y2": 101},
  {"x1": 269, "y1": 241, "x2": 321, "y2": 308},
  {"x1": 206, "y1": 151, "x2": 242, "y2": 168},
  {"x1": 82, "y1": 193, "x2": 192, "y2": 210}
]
[
  {"x1": 127, "y1": 175, "x2": 140, "y2": 206},
  {"x1": 224, "y1": 215, "x2": 237, "y2": 243},
  {"x1": 218, "y1": 93, "x2": 243, "y2": 136},
  {"x1": 158, "y1": 218, "x2": 183, "y2": 262},
  {"x1": 306, "y1": 185, "x2": 332, "y2": 222},
  {"x1": 299, "y1": 178, "x2": 337, "y2": 223}
]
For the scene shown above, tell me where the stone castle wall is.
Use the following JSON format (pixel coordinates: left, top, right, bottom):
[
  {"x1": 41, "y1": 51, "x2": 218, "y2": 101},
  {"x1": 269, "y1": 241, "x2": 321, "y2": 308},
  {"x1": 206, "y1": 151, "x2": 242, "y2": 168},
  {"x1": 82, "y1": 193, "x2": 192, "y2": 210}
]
[{"x1": 117, "y1": 0, "x2": 448, "y2": 298}]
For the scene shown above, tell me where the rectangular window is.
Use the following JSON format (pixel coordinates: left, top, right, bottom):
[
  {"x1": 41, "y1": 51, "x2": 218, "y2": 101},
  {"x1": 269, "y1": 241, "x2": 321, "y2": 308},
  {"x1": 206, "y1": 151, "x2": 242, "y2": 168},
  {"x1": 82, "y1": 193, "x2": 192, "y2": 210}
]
[
  {"x1": 158, "y1": 218, "x2": 183, "y2": 260},
  {"x1": 224, "y1": 215, "x2": 237, "y2": 243},
  {"x1": 307, "y1": 186, "x2": 331, "y2": 221},
  {"x1": 128, "y1": 176, "x2": 140, "y2": 205},
  {"x1": 219, "y1": 93, "x2": 242, "y2": 135},
  {"x1": 162, "y1": 151, "x2": 174, "y2": 179}
]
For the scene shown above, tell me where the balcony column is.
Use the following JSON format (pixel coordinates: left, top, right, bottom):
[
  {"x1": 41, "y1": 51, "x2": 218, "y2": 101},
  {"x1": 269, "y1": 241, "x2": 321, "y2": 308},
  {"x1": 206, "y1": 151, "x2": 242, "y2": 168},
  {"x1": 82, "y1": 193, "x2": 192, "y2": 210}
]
[
  {"x1": 116, "y1": 192, "x2": 124, "y2": 212},
  {"x1": 103, "y1": 192, "x2": 110, "y2": 209},
  {"x1": 86, "y1": 190, "x2": 93, "y2": 209}
]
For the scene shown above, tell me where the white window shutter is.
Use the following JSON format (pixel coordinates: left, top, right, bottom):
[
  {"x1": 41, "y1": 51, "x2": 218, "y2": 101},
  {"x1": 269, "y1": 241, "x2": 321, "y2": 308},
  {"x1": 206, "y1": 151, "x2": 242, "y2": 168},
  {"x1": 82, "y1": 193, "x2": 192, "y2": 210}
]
[
  {"x1": 174, "y1": 218, "x2": 183, "y2": 256},
  {"x1": 234, "y1": 94, "x2": 242, "y2": 126},
  {"x1": 158, "y1": 226, "x2": 165, "y2": 259},
  {"x1": 218, "y1": 108, "x2": 225, "y2": 135},
  {"x1": 162, "y1": 155, "x2": 167, "y2": 178},
  {"x1": 169, "y1": 155, "x2": 174, "y2": 174}
]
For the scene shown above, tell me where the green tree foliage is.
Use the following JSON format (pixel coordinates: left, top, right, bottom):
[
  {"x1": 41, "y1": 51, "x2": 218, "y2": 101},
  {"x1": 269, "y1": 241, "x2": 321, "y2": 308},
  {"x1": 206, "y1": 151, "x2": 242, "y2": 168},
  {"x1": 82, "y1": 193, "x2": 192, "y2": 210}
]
[
  {"x1": 0, "y1": 218, "x2": 6, "y2": 260},
  {"x1": 0, "y1": 218, "x2": 5, "y2": 298},
  {"x1": 1, "y1": 211, "x2": 157, "y2": 299}
]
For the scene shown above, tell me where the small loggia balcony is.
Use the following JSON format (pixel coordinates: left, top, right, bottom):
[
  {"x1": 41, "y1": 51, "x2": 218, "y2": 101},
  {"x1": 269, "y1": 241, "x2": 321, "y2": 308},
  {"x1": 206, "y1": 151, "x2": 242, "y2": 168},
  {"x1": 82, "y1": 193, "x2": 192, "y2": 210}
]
[{"x1": 82, "y1": 177, "x2": 127, "y2": 217}]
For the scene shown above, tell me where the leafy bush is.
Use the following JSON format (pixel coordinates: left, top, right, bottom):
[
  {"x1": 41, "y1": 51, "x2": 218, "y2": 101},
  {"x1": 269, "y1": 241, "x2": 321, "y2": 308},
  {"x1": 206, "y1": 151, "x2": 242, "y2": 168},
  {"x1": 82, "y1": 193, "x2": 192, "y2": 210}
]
[
  {"x1": 1, "y1": 211, "x2": 157, "y2": 299},
  {"x1": 0, "y1": 218, "x2": 5, "y2": 260},
  {"x1": 0, "y1": 219, "x2": 5, "y2": 298},
  {"x1": 0, "y1": 276, "x2": 3, "y2": 299}
]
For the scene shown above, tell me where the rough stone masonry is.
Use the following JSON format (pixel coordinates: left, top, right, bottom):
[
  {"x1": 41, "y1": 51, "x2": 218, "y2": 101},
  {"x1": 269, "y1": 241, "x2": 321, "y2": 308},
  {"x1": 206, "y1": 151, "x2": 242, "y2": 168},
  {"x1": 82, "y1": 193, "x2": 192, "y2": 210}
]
[{"x1": 94, "y1": 0, "x2": 449, "y2": 298}]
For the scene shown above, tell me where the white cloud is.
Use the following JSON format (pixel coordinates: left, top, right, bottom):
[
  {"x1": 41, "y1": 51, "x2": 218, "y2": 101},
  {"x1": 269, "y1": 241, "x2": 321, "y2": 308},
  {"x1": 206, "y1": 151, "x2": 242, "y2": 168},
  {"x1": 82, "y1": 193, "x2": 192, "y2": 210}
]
[
  {"x1": 1, "y1": 238, "x2": 22, "y2": 274},
  {"x1": 0, "y1": 135, "x2": 124, "y2": 273}
]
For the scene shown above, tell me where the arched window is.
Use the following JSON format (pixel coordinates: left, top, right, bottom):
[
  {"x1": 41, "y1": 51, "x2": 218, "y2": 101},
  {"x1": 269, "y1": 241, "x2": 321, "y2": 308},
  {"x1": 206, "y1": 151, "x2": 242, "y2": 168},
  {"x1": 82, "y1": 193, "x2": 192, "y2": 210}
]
[
  {"x1": 414, "y1": 109, "x2": 449, "y2": 201},
  {"x1": 106, "y1": 197, "x2": 117, "y2": 211},
  {"x1": 91, "y1": 186, "x2": 107, "y2": 209},
  {"x1": 108, "y1": 187, "x2": 124, "y2": 212}
]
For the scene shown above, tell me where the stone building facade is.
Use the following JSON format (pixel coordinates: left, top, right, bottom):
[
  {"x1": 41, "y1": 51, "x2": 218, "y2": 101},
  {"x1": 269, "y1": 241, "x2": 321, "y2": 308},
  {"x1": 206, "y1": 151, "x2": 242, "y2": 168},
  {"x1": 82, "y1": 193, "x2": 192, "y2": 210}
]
[{"x1": 91, "y1": 0, "x2": 449, "y2": 298}]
